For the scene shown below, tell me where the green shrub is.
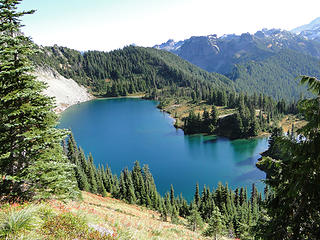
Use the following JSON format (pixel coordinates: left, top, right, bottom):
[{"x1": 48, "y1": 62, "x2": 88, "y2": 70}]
[
  {"x1": 0, "y1": 205, "x2": 40, "y2": 239},
  {"x1": 37, "y1": 204, "x2": 56, "y2": 222},
  {"x1": 42, "y1": 212, "x2": 114, "y2": 240},
  {"x1": 42, "y1": 212, "x2": 88, "y2": 239}
]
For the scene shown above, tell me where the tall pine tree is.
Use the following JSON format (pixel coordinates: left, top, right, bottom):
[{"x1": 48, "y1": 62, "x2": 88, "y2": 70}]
[
  {"x1": 257, "y1": 76, "x2": 320, "y2": 239},
  {"x1": 0, "y1": 0, "x2": 79, "y2": 200}
]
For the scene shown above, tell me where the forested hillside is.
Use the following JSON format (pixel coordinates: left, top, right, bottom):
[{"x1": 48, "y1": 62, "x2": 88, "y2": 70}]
[
  {"x1": 32, "y1": 42, "x2": 320, "y2": 102},
  {"x1": 31, "y1": 45, "x2": 234, "y2": 97},
  {"x1": 32, "y1": 45, "x2": 300, "y2": 138},
  {"x1": 255, "y1": 75, "x2": 320, "y2": 239},
  {"x1": 229, "y1": 49, "x2": 320, "y2": 100},
  {"x1": 63, "y1": 133, "x2": 265, "y2": 239},
  {"x1": 155, "y1": 29, "x2": 320, "y2": 101}
]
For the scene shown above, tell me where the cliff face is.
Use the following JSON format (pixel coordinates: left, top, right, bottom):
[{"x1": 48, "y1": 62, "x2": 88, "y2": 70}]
[{"x1": 34, "y1": 67, "x2": 93, "y2": 113}]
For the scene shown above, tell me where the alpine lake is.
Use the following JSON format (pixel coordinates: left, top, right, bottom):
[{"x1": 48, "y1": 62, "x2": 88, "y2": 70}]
[{"x1": 58, "y1": 98, "x2": 268, "y2": 201}]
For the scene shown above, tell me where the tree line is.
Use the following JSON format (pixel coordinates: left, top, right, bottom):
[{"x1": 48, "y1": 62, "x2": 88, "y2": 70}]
[
  {"x1": 229, "y1": 49, "x2": 320, "y2": 101},
  {"x1": 183, "y1": 92, "x2": 298, "y2": 138},
  {"x1": 255, "y1": 75, "x2": 320, "y2": 239},
  {"x1": 66, "y1": 132, "x2": 265, "y2": 239},
  {"x1": 0, "y1": 0, "x2": 79, "y2": 202}
]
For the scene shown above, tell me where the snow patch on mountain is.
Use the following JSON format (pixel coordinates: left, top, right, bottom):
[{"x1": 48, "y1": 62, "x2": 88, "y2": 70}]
[{"x1": 291, "y1": 17, "x2": 320, "y2": 42}]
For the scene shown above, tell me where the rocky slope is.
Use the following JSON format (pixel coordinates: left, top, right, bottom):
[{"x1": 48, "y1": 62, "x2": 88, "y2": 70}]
[
  {"x1": 34, "y1": 66, "x2": 93, "y2": 113},
  {"x1": 153, "y1": 29, "x2": 320, "y2": 100},
  {"x1": 154, "y1": 29, "x2": 320, "y2": 74}
]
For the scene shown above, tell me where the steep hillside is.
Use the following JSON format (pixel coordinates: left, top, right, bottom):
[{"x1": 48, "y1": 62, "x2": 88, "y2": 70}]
[
  {"x1": 35, "y1": 66, "x2": 93, "y2": 113},
  {"x1": 31, "y1": 45, "x2": 234, "y2": 97},
  {"x1": 32, "y1": 43, "x2": 318, "y2": 102},
  {"x1": 0, "y1": 191, "x2": 232, "y2": 240},
  {"x1": 154, "y1": 29, "x2": 320, "y2": 100},
  {"x1": 72, "y1": 191, "x2": 232, "y2": 240},
  {"x1": 155, "y1": 29, "x2": 320, "y2": 75},
  {"x1": 229, "y1": 49, "x2": 320, "y2": 100}
]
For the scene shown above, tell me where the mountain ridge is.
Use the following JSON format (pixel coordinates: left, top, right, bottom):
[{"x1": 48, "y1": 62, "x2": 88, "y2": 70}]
[
  {"x1": 291, "y1": 17, "x2": 320, "y2": 42},
  {"x1": 291, "y1": 17, "x2": 320, "y2": 33},
  {"x1": 154, "y1": 28, "x2": 320, "y2": 73},
  {"x1": 153, "y1": 27, "x2": 320, "y2": 100}
]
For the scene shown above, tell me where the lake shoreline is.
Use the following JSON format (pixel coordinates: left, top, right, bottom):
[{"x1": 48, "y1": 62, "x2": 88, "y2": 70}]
[
  {"x1": 157, "y1": 105, "x2": 271, "y2": 141},
  {"x1": 66, "y1": 95, "x2": 270, "y2": 141},
  {"x1": 58, "y1": 98, "x2": 268, "y2": 200},
  {"x1": 56, "y1": 94, "x2": 145, "y2": 115}
]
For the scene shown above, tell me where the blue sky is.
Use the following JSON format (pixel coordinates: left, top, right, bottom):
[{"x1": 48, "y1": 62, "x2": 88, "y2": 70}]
[{"x1": 19, "y1": 0, "x2": 320, "y2": 51}]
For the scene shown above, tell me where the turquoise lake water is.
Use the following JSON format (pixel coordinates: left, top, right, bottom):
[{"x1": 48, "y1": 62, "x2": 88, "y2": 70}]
[{"x1": 58, "y1": 98, "x2": 268, "y2": 200}]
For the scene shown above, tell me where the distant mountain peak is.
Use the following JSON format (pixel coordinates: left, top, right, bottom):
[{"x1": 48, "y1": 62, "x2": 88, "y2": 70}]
[
  {"x1": 309, "y1": 17, "x2": 320, "y2": 26},
  {"x1": 292, "y1": 17, "x2": 320, "y2": 33},
  {"x1": 291, "y1": 17, "x2": 320, "y2": 42},
  {"x1": 153, "y1": 39, "x2": 184, "y2": 52}
]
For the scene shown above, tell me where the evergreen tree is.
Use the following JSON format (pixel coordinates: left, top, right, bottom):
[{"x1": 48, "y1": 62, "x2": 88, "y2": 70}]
[
  {"x1": 210, "y1": 105, "x2": 219, "y2": 126},
  {"x1": 249, "y1": 108, "x2": 260, "y2": 136},
  {"x1": 171, "y1": 205, "x2": 179, "y2": 224},
  {"x1": 123, "y1": 168, "x2": 136, "y2": 204},
  {"x1": 0, "y1": 0, "x2": 79, "y2": 200},
  {"x1": 202, "y1": 108, "x2": 211, "y2": 132},
  {"x1": 164, "y1": 192, "x2": 172, "y2": 214},
  {"x1": 65, "y1": 134, "x2": 90, "y2": 192},
  {"x1": 194, "y1": 183, "x2": 200, "y2": 207},
  {"x1": 160, "y1": 199, "x2": 168, "y2": 221},
  {"x1": 74, "y1": 164, "x2": 90, "y2": 192},
  {"x1": 170, "y1": 184, "x2": 175, "y2": 207},
  {"x1": 250, "y1": 183, "x2": 258, "y2": 205},
  {"x1": 239, "y1": 187, "x2": 245, "y2": 206},
  {"x1": 142, "y1": 164, "x2": 158, "y2": 208},
  {"x1": 204, "y1": 206, "x2": 224, "y2": 240},
  {"x1": 257, "y1": 76, "x2": 320, "y2": 239},
  {"x1": 87, "y1": 153, "x2": 98, "y2": 193},
  {"x1": 118, "y1": 171, "x2": 127, "y2": 199},
  {"x1": 78, "y1": 147, "x2": 89, "y2": 177},
  {"x1": 67, "y1": 133, "x2": 78, "y2": 164},
  {"x1": 208, "y1": 105, "x2": 219, "y2": 133},
  {"x1": 96, "y1": 166, "x2": 107, "y2": 197},
  {"x1": 187, "y1": 204, "x2": 203, "y2": 232}
]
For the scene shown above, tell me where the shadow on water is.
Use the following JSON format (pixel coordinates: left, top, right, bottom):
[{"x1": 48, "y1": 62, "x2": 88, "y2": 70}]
[
  {"x1": 234, "y1": 169, "x2": 265, "y2": 182},
  {"x1": 230, "y1": 138, "x2": 260, "y2": 158},
  {"x1": 203, "y1": 137, "x2": 219, "y2": 144},
  {"x1": 235, "y1": 155, "x2": 261, "y2": 166},
  {"x1": 165, "y1": 128, "x2": 184, "y2": 137},
  {"x1": 185, "y1": 134, "x2": 220, "y2": 147},
  {"x1": 184, "y1": 134, "x2": 203, "y2": 148}
]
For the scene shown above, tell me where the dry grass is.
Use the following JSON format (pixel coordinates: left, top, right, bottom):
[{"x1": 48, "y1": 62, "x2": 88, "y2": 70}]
[
  {"x1": 162, "y1": 98, "x2": 306, "y2": 139},
  {"x1": 160, "y1": 98, "x2": 236, "y2": 128},
  {"x1": 49, "y1": 191, "x2": 233, "y2": 240},
  {"x1": 277, "y1": 114, "x2": 307, "y2": 133}
]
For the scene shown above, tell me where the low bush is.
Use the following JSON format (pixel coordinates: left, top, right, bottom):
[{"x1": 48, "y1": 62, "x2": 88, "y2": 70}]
[
  {"x1": 42, "y1": 212, "x2": 114, "y2": 240},
  {"x1": 0, "y1": 204, "x2": 40, "y2": 239}
]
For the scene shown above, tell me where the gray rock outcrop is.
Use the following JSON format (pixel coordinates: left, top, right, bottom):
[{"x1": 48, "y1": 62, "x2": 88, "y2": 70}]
[{"x1": 34, "y1": 67, "x2": 93, "y2": 113}]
